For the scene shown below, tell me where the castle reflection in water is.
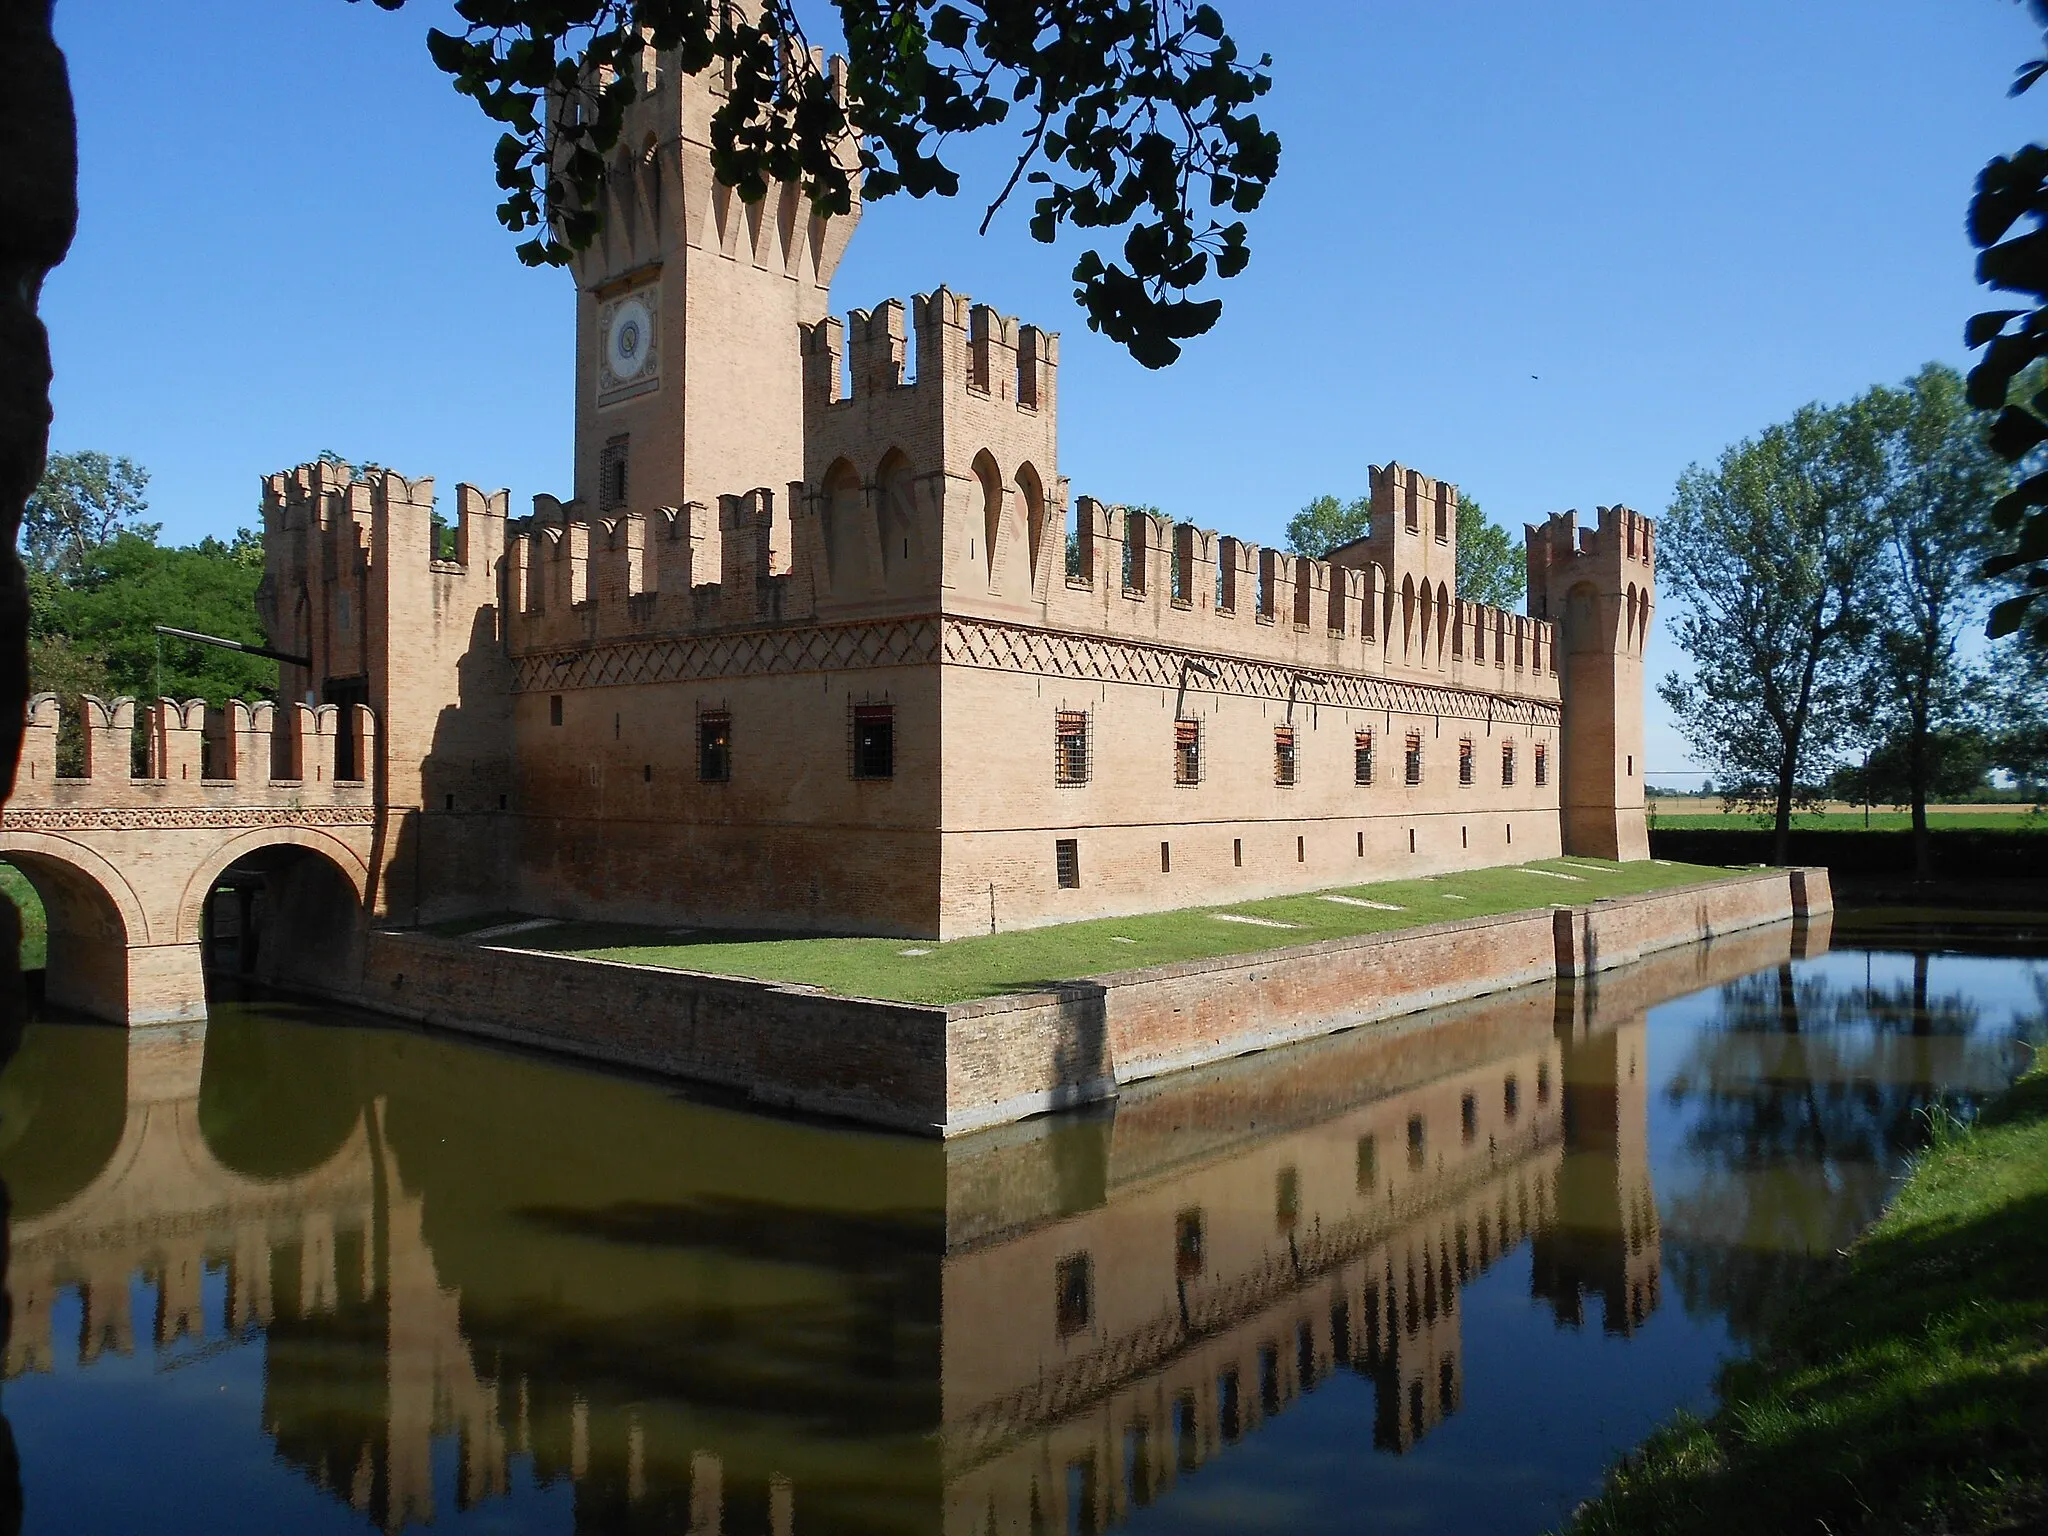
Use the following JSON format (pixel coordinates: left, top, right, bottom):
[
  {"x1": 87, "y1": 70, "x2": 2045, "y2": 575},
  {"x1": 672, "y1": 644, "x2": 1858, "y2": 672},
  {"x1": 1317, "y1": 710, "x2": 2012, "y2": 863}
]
[{"x1": 3, "y1": 919, "x2": 1882, "y2": 1535}]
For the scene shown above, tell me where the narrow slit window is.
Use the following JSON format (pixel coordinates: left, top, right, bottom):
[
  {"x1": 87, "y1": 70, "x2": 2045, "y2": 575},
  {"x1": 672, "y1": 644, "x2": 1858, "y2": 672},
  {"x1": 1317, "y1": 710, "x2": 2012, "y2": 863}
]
[
  {"x1": 1458, "y1": 737, "x2": 1474, "y2": 787},
  {"x1": 1232, "y1": 837, "x2": 1243, "y2": 868},
  {"x1": 1296, "y1": 835, "x2": 1305, "y2": 863},
  {"x1": 1404, "y1": 731, "x2": 1423, "y2": 786},
  {"x1": 1056, "y1": 837, "x2": 1081, "y2": 888},
  {"x1": 852, "y1": 704, "x2": 894, "y2": 779},
  {"x1": 1274, "y1": 726, "x2": 1297, "y2": 787},
  {"x1": 1355, "y1": 729, "x2": 1374, "y2": 786},
  {"x1": 549, "y1": 694, "x2": 564, "y2": 727},
  {"x1": 1055, "y1": 710, "x2": 1090, "y2": 785},
  {"x1": 1160, "y1": 840, "x2": 1172, "y2": 873},
  {"x1": 1174, "y1": 718, "x2": 1201, "y2": 786},
  {"x1": 598, "y1": 433, "x2": 630, "y2": 512},
  {"x1": 698, "y1": 709, "x2": 732, "y2": 782}
]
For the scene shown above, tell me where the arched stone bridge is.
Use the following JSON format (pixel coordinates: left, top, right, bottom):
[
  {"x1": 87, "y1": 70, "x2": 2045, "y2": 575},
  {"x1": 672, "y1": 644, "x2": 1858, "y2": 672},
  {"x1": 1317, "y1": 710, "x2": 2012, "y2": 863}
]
[{"x1": 1, "y1": 694, "x2": 379, "y2": 1024}]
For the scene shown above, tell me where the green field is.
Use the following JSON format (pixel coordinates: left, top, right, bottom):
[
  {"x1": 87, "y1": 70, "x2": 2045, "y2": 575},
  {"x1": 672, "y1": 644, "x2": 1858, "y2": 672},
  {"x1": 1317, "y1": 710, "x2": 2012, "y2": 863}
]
[
  {"x1": 445, "y1": 856, "x2": 1743, "y2": 1006},
  {"x1": 0, "y1": 865, "x2": 45, "y2": 971},
  {"x1": 1651, "y1": 810, "x2": 2046, "y2": 832},
  {"x1": 1566, "y1": 1065, "x2": 2048, "y2": 1535}
]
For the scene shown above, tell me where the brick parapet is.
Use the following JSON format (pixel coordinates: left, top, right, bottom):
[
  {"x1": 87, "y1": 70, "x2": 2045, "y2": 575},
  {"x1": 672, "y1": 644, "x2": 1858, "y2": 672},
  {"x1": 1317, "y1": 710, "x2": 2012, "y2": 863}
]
[{"x1": 13, "y1": 694, "x2": 376, "y2": 810}]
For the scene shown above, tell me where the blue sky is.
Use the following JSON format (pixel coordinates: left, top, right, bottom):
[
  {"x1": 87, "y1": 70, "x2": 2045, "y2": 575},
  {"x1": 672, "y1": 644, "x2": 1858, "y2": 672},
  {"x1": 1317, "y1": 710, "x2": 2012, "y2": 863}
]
[{"x1": 45, "y1": 1, "x2": 2043, "y2": 773}]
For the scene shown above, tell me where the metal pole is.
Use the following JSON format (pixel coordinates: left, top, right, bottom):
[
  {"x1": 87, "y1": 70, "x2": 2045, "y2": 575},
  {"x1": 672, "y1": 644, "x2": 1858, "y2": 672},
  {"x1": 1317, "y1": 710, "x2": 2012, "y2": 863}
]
[{"x1": 151, "y1": 624, "x2": 310, "y2": 668}]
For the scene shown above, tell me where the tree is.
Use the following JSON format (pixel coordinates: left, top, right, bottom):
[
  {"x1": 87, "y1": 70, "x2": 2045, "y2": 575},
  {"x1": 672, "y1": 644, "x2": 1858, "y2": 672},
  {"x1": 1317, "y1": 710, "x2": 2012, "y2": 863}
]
[
  {"x1": 1857, "y1": 364, "x2": 2009, "y2": 874},
  {"x1": 1454, "y1": 494, "x2": 1524, "y2": 609},
  {"x1": 1966, "y1": 3, "x2": 2048, "y2": 648},
  {"x1": 22, "y1": 450, "x2": 155, "y2": 577},
  {"x1": 1830, "y1": 728, "x2": 1992, "y2": 808},
  {"x1": 1283, "y1": 493, "x2": 1368, "y2": 559},
  {"x1": 357, "y1": 0, "x2": 1281, "y2": 369},
  {"x1": 1657, "y1": 400, "x2": 1888, "y2": 864}
]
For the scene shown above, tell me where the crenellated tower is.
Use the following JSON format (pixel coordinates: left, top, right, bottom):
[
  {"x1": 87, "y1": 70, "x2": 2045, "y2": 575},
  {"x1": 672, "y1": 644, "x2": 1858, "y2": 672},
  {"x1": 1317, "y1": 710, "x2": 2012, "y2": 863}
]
[
  {"x1": 561, "y1": 39, "x2": 861, "y2": 536},
  {"x1": 1525, "y1": 505, "x2": 1654, "y2": 861}
]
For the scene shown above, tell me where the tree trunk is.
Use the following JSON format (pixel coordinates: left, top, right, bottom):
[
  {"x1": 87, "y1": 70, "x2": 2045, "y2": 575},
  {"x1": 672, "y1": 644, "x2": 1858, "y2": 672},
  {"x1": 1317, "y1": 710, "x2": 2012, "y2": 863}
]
[
  {"x1": 1908, "y1": 678, "x2": 1933, "y2": 882},
  {"x1": 0, "y1": 12, "x2": 76, "y2": 1534}
]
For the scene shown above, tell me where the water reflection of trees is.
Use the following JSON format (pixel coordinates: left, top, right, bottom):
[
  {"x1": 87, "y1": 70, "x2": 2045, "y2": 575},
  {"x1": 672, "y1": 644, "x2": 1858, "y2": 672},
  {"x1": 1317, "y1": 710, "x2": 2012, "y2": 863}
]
[{"x1": 1659, "y1": 955, "x2": 2020, "y2": 1345}]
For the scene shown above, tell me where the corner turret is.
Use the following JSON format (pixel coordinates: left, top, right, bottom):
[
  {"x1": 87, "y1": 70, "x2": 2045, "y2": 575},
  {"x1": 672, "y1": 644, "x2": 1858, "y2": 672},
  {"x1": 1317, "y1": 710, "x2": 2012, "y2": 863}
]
[{"x1": 1525, "y1": 505, "x2": 1654, "y2": 860}]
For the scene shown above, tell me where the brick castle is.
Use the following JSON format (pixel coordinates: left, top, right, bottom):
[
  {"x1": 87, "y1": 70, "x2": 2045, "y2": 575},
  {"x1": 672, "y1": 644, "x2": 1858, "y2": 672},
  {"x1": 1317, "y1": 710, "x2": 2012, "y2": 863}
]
[{"x1": 250, "y1": 43, "x2": 1653, "y2": 942}]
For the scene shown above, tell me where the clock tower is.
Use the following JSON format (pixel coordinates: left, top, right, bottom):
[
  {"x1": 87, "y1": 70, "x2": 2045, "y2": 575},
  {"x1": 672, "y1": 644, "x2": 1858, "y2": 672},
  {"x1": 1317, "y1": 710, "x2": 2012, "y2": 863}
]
[{"x1": 566, "y1": 44, "x2": 859, "y2": 523}]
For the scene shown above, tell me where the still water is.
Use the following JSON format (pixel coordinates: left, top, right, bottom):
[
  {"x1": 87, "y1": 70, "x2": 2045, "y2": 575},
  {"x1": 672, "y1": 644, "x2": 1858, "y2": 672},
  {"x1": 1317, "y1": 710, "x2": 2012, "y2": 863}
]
[{"x1": 0, "y1": 916, "x2": 2040, "y2": 1536}]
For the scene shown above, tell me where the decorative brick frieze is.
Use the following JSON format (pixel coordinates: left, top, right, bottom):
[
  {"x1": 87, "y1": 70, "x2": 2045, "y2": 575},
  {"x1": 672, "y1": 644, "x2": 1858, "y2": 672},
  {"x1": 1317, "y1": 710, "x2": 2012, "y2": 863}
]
[
  {"x1": 510, "y1": 613, "x2": 1562, "y2": 729},
  {"x1": 0, "y1": 806, "x2": 376, "y2": 832}
]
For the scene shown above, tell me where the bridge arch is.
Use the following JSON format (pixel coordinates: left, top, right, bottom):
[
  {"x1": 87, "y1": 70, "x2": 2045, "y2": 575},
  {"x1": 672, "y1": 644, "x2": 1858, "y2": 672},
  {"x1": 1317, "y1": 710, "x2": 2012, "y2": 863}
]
[
  {"x1": 0, "y1": 831, "x2": 152, "y2": 1021},
  {"x1": 178, "y1": 827, "x2": 372, "y2": 997}
]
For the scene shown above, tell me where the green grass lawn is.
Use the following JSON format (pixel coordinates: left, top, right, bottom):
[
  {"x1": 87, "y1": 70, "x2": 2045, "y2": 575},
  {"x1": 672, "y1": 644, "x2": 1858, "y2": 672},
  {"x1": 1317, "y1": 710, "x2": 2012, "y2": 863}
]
[
  {"x1": 442, "y1": 856, "x2": 1742, "y2": 1006},
  {"x1": 0, "y1": 865, "x2": 46, "y2": 971},
  {"x1": 1652, "y1": 810, "x2": 2046, "y2": 832},
  {"x1": 1565, "y1": 1065, "x2": 2048, "y2": 1536}
]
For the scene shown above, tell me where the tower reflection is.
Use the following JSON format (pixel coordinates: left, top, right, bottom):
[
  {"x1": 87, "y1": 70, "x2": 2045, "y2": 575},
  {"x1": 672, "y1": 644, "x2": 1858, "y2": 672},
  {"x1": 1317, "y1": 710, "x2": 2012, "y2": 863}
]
[{"x1": 2, "y1": 918, "x2": 1864, "y2": 1535}]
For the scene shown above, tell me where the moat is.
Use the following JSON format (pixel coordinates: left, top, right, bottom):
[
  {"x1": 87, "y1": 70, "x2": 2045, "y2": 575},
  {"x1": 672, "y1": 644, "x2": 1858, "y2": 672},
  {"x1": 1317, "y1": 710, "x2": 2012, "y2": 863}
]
[{"x1": 0, "y1": 915, "x2": 2039, "y2": 1536}]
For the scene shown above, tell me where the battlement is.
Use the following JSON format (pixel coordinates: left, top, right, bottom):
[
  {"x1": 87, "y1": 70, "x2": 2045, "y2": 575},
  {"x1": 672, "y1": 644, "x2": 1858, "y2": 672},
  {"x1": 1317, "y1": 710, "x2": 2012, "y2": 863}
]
[
  {"x1": 1368, "y1": 463, "x2": 1461, "y2": 543},
  {"x1": 11, "y1": 694, "x2": 376, "y2": 810},
  {"x1": 1048, "y1": 495, "x2": 1560, "y2": 701},
  {"x1": 1525, "y1": 506, "x2": 1655, "y2": 584},
  {"x1": 801, "y1": 286, "x2": 1058, "y2": 413},
  {"x1": 261, "y1": 463, "x2": 507, "y2": 576}
]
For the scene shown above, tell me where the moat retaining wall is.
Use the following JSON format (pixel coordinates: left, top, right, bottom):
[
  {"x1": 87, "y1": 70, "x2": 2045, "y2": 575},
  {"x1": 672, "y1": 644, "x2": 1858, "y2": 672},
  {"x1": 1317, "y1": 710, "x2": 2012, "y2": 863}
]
[{"x1": 340, "y1": 866, "x2": 1827, "y2": 1136}]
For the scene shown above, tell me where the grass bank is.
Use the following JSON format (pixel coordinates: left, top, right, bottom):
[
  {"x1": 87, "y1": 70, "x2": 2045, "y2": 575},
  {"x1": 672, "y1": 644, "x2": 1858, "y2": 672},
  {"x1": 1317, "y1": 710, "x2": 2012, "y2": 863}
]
[
  {"x1": 1565, "y1": 1063, "x2": 2048, "y2": 1536},
  {"x1": 441, "y1": 856, "x2": 1740, "y2": 1006},
  {"x1": 1650, "y1": 809, "x2": 2044, "y2": 832}
]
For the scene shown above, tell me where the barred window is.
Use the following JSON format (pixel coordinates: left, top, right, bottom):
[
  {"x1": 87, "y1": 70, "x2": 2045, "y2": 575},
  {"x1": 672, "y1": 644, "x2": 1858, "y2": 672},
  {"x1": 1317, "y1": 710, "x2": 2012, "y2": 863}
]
[
  {"x1": 1175, "y1": 1209, "x2": 1205, "y2": 1278},
  {"x1": 1055, "y1": 710, "x2": 1090, "y2": 785},
  {"x1": 1274, "y1": 726, "x2": 1297, "y2": 787},
  {"x1": 1404, "y1": 731, "x2": 1423, "y2": 786},
  {"x1": 697, "y1": 710, "x2": 731, "y2": 782},
  {"x1": 598, "y1": 433, "x2": 630, "y2": 511},
  {"x1": 1354, "y1": 729, "x2": 1374, "y2": 786},
  {"x1": 1459, "y1": 738, "x2": 1475, "y2": 787},
  {"x1": 1174, "y1": 718, "x2": 1201, "y2": 786},
  {"x1": 1535, "y1": 743, "x2": 1549, "y2": 786},
  {"x1": 852, "y1": 704, "x2": 894, "y2": 779},
  {"x1": 1502, "y1": 741, "x2": 1516, "y2": 786},
  {"x1": 1055, "y1": 837, "x2": 1081, "y2": 888}
]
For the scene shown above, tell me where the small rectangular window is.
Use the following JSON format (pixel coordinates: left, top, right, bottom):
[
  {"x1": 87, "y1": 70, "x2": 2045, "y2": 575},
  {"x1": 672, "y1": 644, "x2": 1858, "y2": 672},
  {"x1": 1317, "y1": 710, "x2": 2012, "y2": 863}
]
[
  {"x1": 852, "y1": 704, "x2": 894, "y2": 779},
  {"x1": 1461, "y1": 1091, "x2": 1478, "y2": 1144},
  {"x1": 1459, "y1": 738, "x2": 1474, "y2": 787},
  {"x1": 598, "y1": 433, "x2": 630, "y2": 512},
  {"x1": 549, "y1": 694, "x2": 564, "y2": 727},
  {"x1": 1055, "y1": 709, "x2": 1090, "y2": 785},
  {"x1": 1160, "y1": 840, "x2": 1172, "y2": 874},
  {"x1": 1504, "y1": 1075, "x2": 1520, "y2": 1121},
  {"x1": 698, "y1": 709, "x2": 732, "y2": 782},
  {"x1": 1296, "y1": 835, "x2": 1305, "y2": 863},
  {"x1": 1274, "y1": 726, "x2": 1297, "y2": 787},
  {"x1": 1276, "y1": 1165, "x2": 1300, "y2": 1231},
  {"x1": 1055, "y1": 1253, "x2": 1093, "y2": 1337},
  {"x1": 1404, "y1": 731, "x2": 1423, "y2": 786},
  {"x1": 1056, "y1": 837, "x2": 1081, "y2": 889},
  {"x1": 1535, "y1": 743, "x2": 1549, "y2": 786},
  {"x1": 1356, "y1": 1134, "x2": 1377, "y2": 1192},
  {"x1": 1354, "y1": 730, "x2": 1374, "y2": 786},
  {"x1": 1502, "y1": 741, "x2": 1516, "y2": 786},
  {"x1": 1232, "y1": 837, "x2": 1243, "y2": 868},
  {"x1": 1407, "y1": 1113, "x2": 1427, "y2": 1168},
  {"x1": 1174, "y1": 718, "x2": 1201, "y2": 786}
]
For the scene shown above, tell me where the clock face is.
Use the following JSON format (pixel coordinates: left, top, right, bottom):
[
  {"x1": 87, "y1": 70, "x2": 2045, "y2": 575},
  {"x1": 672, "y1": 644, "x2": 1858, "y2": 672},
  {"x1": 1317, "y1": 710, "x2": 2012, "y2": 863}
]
[
  {"x1": 607, "y1": 297, "x2": 652, "y2": 381},
  {"x1": 596, "y1": 286, "x2": 660, "y2": 405}
]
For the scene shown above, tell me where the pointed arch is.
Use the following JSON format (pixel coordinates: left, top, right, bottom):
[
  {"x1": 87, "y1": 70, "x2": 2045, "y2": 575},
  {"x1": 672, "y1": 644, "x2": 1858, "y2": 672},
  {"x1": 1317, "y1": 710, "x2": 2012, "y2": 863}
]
[
  {"x1": 875, "y1": 448, "x2": 917, "y2": 585},
  {"x1": 1401, "y1": 575, "x2": 1417, "y2": 658},
  {"x1": 1016, "y1": 460, "x2": 1047, "y2": 585},
  {"x1": 972, "y1": 449, "x2": 1004, "y2": 581},
  {"x1": 819, "y1": 456, "x2": 863, "y2": 590}
]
